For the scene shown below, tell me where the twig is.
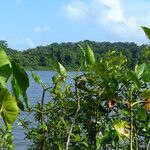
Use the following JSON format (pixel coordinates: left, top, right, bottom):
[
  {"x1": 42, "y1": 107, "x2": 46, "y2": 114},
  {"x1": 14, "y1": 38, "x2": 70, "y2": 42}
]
[
  {"x1": 66, "y1": 81, "x2": 80, "y2": 150},
  {"x1": 40, "y1": 87, "x2": 52, "y2": 150}
]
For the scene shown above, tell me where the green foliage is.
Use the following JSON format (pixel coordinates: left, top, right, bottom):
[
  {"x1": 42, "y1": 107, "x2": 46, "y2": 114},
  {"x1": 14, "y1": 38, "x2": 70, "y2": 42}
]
[
  {"x1": 21, "y1": 42, "x2": 150, "y2": 149},
  {"x1": 1, "y1": 26, "x2": 150, "y2": 150},
  {"x1": 1, "y1": 39, "x2": 147, "y2": 70},
  {"x1": 0, "y1": 47, "x2": 29, "y2": 149}
]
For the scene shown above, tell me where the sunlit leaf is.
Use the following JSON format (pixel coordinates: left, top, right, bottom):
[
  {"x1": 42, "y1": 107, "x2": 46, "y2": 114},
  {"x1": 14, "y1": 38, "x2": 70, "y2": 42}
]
[
  {"x1": 0, "y1": 89, "x2": 19, "y2": 130},
  {"x1": 85, "y1": 44, "x2": 95, "y2": 67},
  {"x1": 0, "y1": 48, "x2": 12, "y2": 87},
  {"x1": 114, "y1": 121, "x2": 130, "y2": 141},
  {"x1": 57, "y1": 62, "x2": 67, "y2": 77},
  {"x1": 135, "y1": 63, "x2": 145, "y2": 79}
]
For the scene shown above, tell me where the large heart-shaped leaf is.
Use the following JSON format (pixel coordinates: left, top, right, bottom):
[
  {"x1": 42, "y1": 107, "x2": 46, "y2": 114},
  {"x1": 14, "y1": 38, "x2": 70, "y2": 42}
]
[{"x1": 0, "y1": 89, "x2": 19, "y2": 130}]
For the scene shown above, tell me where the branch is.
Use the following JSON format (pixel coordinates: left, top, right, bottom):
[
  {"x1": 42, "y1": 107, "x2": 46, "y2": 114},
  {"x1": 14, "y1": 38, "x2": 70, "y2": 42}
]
[{"x1": 66, "y1": 81, "x2": 80, "y2": 150}]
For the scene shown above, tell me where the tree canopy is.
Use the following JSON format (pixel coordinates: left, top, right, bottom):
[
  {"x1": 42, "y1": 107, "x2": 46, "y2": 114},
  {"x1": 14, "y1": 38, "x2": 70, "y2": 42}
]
[{"x1": 0, "y1": 40, "x2": 147, "y2": 70}]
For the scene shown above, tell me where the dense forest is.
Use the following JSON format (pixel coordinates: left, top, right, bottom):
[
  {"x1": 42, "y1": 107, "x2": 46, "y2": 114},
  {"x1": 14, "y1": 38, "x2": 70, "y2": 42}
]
[{"x1": 0, "y1": 40, "x2": 147, "y2": 70}]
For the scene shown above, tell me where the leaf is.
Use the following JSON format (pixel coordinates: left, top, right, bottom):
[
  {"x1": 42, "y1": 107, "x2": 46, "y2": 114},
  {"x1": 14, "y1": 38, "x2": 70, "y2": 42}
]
[
  {"x1": 114, "y1": 121, "x2": 130, "y2": 141},
  {"x1": 31, "y1": 71, "x2": 45, "y2": 89},
  {"x1": 85, "y1": 44, "x2": 95, "y2": 67},
  {"x1": 141, "y1": 26, "x2": 150, "y2": 40},
  {"x1": 0, "y1": 64, "x2": 12, "y2": 88},
  {"x1": 135, "y1": 63, "x2": 145, "y2": 79},
  {"x1": 128, "y1": 71, "x2": 141, "y2": 88},
  {"x1": 142, "y1": 63, "x2": 150, "y2": 82},
  {"x1": 11, "y1": 77, "x2": 24, "y2": 111},
  {"x1": 137, "y1": 107, "x2": 148, "y2": 121},
  {"x1": 0, "y1": 48, "x2": 12, "y2": 87},
  {"x1": 0, "y1": 89, "x2": 19, "y2": 130},
  {"x1": 142, "y1": 89, "x2": 150, "y2": 99},
  {"x1": 0, "y1": 47, "x2": 11, "y2": 67},
  {"x1": 11, "y1": 60, "x2": 29, "y2": 93},
  {"x1": 57, "y1": 62, "x2": 67, "y2": 77},
  {"x1": 11, "y1": 60, "x2": 30, "y2": 108}
]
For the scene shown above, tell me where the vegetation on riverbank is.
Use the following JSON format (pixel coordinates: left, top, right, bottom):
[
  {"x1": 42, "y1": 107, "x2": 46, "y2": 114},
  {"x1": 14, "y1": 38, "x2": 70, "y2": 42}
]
[
  {"x1": 0, "y1": 26, "x2": 150, "y2": 149},
  {"x1": 0, "y1": 40, "x2": 148, "y2": 70}
]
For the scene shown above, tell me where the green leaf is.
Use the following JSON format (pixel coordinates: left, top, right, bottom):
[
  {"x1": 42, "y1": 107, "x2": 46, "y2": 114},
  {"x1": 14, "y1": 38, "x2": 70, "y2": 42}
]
[
  {"x1": 0, "y1": 89, "x2": 19, "y2": 130},
  {"x1": 114, "y1": 121, "x2": 130, "y2": 141},
  {"x1": 141, "y1": 26, "x2": 150, "y2": 40},
  {"x1": 128, "y1": 71, "x2": 141, "y2": 88},
  {"x1": 11, "y1": 77, "x2": 24, "y2": 111},
  {"x1": 142, "y1": 89, "x2": 150, "y2": 99},
  {"x1": 137, "y1": 107, "x2": 148, "y2": 121},
  {"x1": 11, "y1": 60, "x2": 30, "y2": 108},
  {"x1": 85, "y1": 44, "x2": 95, "y2": 67},
  {"x1": 57, "y1": 62, "x2": 67, "y2": 77},
  {"x1": 142, "y1": 63, "x2": 150, "y2": 82},
  {"x1": 0, "y1": 48, "x2": 11, "y2": 67},
  {"x1": 0, "y1": 64, "x2": 12, "y2": 88},
  {"x1": 135, "y1": 63, "x2": 145, "y2": 79},
  {"x1": 0, "y1": 48, "x2": 12, "y2": 87},
  {"x1": 31, "y1": 71, "x2": 45, "y2": 88},
  {"x1": 11, "y1": 60, "x2": 29, "y2": 93},
  {"x1": 32, "y1": 71, "x2": 42, "y2": 84}
]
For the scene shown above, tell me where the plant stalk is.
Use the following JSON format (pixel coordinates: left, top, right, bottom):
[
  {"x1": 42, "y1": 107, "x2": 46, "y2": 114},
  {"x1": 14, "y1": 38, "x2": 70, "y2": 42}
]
[
  {"x1": 40, "y1": 89, "x2": 46, "y2": 150},
  {"x1": 66, "y1": 81, "x2": 80, "y2": 150}
]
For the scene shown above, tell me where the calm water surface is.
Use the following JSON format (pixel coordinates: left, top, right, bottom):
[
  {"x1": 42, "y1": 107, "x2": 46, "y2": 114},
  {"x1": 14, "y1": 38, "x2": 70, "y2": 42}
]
[{"x1": 13, "y1": 71, "x2": 77, "y2": 150}]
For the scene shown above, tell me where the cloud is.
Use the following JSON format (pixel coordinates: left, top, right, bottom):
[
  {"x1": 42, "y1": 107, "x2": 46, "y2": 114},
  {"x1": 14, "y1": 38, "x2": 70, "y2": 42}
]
[
  {"x1": 97, "y1": 0, "x2": 126, "y2": 23},
  {"x1": 10, "y1": 38, "x2": 34, "y2": 50},
  {"x1": 63, "y1": 0, "x2": 125, "y2": 23},
  {"x1": 62, "y1": 0, "x2": 150, "y2": 43},
  {"x1": 34, "y1": 26, "x2": 50, "y2": 33},
  {"x1": 62, "y1": 0, "x2": 88, "y2": 21}
]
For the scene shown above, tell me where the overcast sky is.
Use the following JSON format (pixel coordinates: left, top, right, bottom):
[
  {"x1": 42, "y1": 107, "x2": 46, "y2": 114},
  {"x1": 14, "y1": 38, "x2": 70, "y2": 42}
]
[{"x1": 0, "y1": 0, "x2": 150, "y2": 50}]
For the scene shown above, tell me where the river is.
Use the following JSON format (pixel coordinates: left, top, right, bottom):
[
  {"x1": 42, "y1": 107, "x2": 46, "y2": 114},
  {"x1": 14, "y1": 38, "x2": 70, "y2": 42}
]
[{"x1": 12, "y1": 71, "x2": 77, "y2": 150}]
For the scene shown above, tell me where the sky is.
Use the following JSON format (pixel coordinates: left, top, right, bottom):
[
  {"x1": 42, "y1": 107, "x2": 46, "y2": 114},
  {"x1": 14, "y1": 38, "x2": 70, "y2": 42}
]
[{"x1": 0, "y1": 0, "x2": 150, "y2": 50}]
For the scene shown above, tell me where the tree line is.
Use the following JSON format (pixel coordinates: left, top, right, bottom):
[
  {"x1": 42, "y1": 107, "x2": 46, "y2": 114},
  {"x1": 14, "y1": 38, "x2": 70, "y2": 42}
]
[{"x1": 0, "y1": 40, "x2": 148, "y2": 70}]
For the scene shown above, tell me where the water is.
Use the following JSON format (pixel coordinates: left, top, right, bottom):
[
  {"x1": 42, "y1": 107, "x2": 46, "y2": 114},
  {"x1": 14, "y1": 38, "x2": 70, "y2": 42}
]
[
  {"x1": 12, "y1": 71, "x2": 78, "y2": 150},
  {"x1": 13, "y1": 71, "x2": 55, "y2": 150}
]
